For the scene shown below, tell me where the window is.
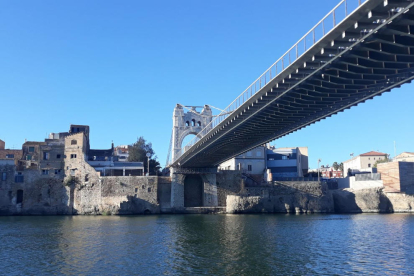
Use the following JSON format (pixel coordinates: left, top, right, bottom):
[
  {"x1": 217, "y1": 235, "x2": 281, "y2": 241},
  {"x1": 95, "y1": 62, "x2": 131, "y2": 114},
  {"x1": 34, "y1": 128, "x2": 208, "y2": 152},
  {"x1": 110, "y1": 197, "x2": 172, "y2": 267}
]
[
  {"x1": 56, "y1": 154, "x2": 61, "y2": 159},
  {"x1": 238, "y1": 163, "x2": 242, "y2": 170},
  {"x1": 135, "y1": 188, "x2": 138, "y2": 193},
  {"x1": 42, "y1": 170, "x2": 49, "y2": 175},
  {"x1": 26, "y1": 155, "x2": 32, "y2": 160},
  {"x1": 71, "y1": 140, "x2": 77, "y2": 145},
  {"x1": 70, "y1": 169, "x2": 76, "y2": 176},
  {"x1": 54, "y1": 169, "x2": 61, "y2": 175},
  {"x1": 15, "y1": 174, "x2": 24, "y2": 182},
  {"x1": 197, "y1": 121, "x2": 201, "y2": 126},
  {"x1": 247, "y1": 151, "x2": 252, "y2": 157},
  {"x1": 29, "y1": 147, "x2": 35, "y2": 152},
  {"x1": 43, "y1": 152, "x2": 49, "y2": 160},
  {"x1": 2, "y1": 172, "x2": 6, "y2": 181},
  {"x1": 70, "y1": 154, "x2": 77, "y2": 159},
  {"x1": 6, "y1": 154, "x2": 14, "y2": 159},
  {"x1": 148, "y1": 187, "x2": 151, "y2": 193},
  {"x1": 368, "y1": 163, "x2": 371, "y2": 168},
  {"x1": 192, "y1": 119, "x2": 195, "y2": 126},
  {"x1": 186, "y1": 121, "x2": 190, "y2": 127},
  {"x1": 282, "y1": 156, "x2": 288, "y2": 160},
  {"x1": 256, "y1": 151, "x2": 261, "y2": 157},
  {"x1": 248, "y1": 165, "x2": 252, "y2": 171},
  {"x1": 85, "y1": 174, "x2": 89, "y2": 182}
]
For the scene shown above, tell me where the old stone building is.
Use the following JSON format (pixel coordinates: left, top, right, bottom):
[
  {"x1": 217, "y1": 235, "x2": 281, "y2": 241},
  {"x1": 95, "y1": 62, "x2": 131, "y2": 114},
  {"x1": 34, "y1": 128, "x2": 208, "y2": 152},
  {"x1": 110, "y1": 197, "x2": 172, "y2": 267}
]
[
  {"x1": 0, "y1": 124, "x2": 150, "y2": 215},
  {"x1": 0, "y1": 139, "x2": 23, "y2": 166}
]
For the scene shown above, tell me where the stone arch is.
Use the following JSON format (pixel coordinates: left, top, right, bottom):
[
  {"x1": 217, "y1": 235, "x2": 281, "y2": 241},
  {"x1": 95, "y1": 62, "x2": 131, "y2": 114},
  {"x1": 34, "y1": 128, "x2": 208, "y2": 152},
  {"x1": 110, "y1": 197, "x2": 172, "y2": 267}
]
[
  {"x1": 184, "y1": 174, "x2": 203, "y2": 207},
  {"x1": 178, "y1": 129, "x2": 202, "y2": 150}
]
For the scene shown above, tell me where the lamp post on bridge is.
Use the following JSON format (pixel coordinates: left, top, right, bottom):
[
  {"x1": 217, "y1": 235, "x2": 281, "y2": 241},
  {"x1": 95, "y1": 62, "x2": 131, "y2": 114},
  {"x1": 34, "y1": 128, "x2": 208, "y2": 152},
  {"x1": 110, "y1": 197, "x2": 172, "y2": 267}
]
[{"x1": 146, "y1": 153, "x2": 151, "y2": 176}]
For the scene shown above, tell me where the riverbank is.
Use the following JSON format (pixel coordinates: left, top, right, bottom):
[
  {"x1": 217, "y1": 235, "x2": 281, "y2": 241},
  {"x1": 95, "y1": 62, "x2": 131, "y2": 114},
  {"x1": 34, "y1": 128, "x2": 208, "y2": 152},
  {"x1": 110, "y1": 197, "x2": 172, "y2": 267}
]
[
  {"x1": 4, "y1": 178, "x2": 414, "y2": 215},
  {"x1": 226, "y1": 186, "x2": 414, "y2": 214}
]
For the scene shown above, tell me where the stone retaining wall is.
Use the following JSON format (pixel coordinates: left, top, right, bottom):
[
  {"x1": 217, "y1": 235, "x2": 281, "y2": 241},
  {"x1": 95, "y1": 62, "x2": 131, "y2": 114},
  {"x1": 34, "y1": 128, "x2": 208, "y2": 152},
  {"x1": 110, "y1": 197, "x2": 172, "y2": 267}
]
[{"x1": 226, "y1": 182, "x2": 334, "y2": 214}]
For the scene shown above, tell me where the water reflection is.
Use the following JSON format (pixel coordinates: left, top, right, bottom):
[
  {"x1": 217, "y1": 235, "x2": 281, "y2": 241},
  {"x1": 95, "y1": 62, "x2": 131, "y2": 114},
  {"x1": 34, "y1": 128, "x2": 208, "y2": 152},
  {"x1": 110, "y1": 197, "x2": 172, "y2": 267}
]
[{"x1": 0, "y1": 214, "x2": 414, "y2": 275}]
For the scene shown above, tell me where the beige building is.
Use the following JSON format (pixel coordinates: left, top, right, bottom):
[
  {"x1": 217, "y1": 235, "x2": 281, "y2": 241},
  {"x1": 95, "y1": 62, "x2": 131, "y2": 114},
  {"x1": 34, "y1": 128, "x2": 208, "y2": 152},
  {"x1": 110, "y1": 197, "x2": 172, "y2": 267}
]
[
  {"x1": 394, "y1": 152, "x2": 414, "y2": 162},
  {"x1": 343, "y1": 151, "x2": 388, "y2": 177}
]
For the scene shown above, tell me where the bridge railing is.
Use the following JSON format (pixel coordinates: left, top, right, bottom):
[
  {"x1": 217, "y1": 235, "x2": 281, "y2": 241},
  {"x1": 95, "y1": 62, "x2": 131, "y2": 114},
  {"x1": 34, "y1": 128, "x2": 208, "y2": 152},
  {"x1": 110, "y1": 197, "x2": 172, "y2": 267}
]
[{"x1": 170, "y1": 0, "x2": 368, "y2": 166}]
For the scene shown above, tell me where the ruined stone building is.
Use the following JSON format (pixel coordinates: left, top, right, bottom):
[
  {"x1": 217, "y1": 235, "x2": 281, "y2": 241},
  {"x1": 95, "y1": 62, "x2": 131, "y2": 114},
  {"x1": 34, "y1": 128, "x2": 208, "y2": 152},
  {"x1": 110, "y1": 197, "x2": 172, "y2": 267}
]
[
  {"x1": 0, "y1": 124, "x2": 147, "y2": 215},
  {"x1": 0, "y1": 139, "x2": 23, "y2": 166}
]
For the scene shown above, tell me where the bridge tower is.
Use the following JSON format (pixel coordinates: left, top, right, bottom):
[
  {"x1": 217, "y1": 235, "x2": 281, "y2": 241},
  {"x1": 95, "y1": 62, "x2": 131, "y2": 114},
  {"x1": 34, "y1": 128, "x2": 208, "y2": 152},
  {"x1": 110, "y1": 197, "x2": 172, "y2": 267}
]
[
  {"x1": 172, "y1": 104, "x2": 212, "y2": 162},
  {"x1": 170, "y1": 104, "x2": 217, "y2": 211}
]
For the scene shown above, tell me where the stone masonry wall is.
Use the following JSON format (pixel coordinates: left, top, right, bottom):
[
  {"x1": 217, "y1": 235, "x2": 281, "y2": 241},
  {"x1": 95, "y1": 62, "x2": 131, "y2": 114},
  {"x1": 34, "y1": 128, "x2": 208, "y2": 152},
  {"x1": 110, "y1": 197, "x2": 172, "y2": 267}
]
[
  {"x1": 226, "y1": 181, "x2": 334, "y2": 214},
  {"x1": 0, "y1": 169, "x2": 71, "y2": 215},
  {"x1": 72, "y1": 176, "x2": 162, "y2": 215},
  {"x1": 216, "y1": 170, "x2": 243, "y2": 206},
  {"x1": 332, "y1": 187, "x2": 414, "y2": 213}
]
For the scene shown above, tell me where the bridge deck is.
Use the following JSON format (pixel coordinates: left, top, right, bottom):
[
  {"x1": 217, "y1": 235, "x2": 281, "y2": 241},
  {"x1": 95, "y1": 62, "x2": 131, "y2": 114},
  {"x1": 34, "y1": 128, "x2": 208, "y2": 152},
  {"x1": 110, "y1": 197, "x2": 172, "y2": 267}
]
[{"x1": 172, "y1": 0, "x2": 414, "y2": 168}]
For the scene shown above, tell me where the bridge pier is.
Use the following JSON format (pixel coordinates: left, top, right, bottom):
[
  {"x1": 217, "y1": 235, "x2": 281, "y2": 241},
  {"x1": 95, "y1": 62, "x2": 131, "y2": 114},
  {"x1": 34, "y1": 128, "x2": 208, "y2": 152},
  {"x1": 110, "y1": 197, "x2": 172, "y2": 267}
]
[{"x1": 170, "y1": 167, "x2": 218, "y2": 211}]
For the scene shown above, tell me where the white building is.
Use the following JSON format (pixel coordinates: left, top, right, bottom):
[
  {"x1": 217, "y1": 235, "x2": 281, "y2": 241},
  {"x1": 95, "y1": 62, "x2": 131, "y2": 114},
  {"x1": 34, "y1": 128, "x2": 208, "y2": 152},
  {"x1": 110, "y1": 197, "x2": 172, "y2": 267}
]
[
  {"x1": 114, "y1": 145, "x2": 129, "y2": 161},
  {"x1": 218, "y1": 145, "x2": 309, "y2": 178},
  {"x1": 219, "y1": 146, "x2": 266, "y2": 174},
  {"x1": 394, "y1": 152, "x2": 414, "y2": 162},
  {"x1": 343, "y1": 151, "x2": 388, "y2": 177}
]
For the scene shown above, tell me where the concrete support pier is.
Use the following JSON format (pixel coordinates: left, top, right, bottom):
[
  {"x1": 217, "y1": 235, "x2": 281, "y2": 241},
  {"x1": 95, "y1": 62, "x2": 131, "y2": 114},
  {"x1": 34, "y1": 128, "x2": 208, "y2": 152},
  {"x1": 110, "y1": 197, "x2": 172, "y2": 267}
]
[{"x1": 170, "y1": 167, "x2": 218, "y2": 211}]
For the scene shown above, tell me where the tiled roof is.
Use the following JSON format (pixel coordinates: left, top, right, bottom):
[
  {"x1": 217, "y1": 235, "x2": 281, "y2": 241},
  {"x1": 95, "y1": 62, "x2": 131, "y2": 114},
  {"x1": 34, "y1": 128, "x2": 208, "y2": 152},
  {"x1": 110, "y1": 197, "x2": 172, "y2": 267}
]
[{"x1": 360, "y1": 151, "x2": 388, "y2": 156}]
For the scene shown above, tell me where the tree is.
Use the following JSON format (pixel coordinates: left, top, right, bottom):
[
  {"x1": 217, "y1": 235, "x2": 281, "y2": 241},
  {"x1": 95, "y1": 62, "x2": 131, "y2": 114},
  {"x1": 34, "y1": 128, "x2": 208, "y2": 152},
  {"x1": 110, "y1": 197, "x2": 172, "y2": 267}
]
[
  {"x1": 373, "y1": 156, "x2": 389, "y2": 168},
  {"x1": 332, "y1": 162, "x2": 339, "y2": 171},
  {"x1": 339, "y1": 162, "x2": 344, "y2": 173},
  {"x1": 128, "y1": 136, "x2": 161, "y2": 175}
]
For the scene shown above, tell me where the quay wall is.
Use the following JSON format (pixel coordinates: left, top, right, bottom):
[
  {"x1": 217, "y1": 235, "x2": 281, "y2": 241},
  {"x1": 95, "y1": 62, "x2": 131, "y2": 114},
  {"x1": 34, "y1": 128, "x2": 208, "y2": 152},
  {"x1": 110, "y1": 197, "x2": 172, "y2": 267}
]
[
  {"x1": 226, "y1": 182, "x2": 335, "y2": 214},
  {"x1": 2, "y1": 166, "x2": 414, "y2": 215}
]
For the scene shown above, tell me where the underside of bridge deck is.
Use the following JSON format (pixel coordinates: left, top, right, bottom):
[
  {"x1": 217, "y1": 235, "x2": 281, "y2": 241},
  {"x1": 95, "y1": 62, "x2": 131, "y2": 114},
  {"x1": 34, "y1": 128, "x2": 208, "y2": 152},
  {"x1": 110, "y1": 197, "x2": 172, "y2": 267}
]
[{"x1": 175, "y1": 0, "x2": 414, "y2": 168}]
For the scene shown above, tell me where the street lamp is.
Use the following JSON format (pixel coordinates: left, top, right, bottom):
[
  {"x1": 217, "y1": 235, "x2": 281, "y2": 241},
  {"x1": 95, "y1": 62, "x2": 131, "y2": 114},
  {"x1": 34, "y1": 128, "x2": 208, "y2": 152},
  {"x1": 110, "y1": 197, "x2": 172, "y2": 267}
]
[
  {"x1": 317, "y1": 158, "x2": 322, "y2": 182},
  {"x1": 146, "y1": 153, "x2": 151, "y2": 176}
]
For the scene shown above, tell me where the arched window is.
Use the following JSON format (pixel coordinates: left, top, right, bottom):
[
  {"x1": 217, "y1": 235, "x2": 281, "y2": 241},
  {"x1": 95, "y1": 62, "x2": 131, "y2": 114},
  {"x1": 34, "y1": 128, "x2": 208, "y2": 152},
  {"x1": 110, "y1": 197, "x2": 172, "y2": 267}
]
[
  {"x1": 186, "y1": 121, "x2": 190, "y2": 127},
  {"x1": 368, "y1": 163, "x2": 371, "y2": 167},
  {"x1": 192, "y1": 119, "x2": 195, "y2": 126},
  {"x1": 197, "y1": 121, "x2": 201, "y2": 126}
]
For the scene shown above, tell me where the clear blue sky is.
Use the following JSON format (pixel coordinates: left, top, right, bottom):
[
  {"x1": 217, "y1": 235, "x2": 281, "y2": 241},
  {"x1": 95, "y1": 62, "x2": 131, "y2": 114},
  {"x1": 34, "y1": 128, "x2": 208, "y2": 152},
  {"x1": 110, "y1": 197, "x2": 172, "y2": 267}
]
[{"x1": 1, "y1": 0, "x2": 413, "y2": 169}]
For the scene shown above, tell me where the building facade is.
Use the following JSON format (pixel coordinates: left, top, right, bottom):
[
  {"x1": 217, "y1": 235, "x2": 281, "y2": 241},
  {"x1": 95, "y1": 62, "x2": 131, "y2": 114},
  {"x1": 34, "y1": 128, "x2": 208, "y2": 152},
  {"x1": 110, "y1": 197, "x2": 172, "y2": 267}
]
[
  {"x1": 343, "y1": 151, "x2": 388, "y2": 177},
  {"x1": 0, "y1": 139, "x2": 23, "y2": 166},
  {"x1": 218, "y1": 145, "x2": 309, "y2": 179},
  {"x1": 394, "y1": 152, "x2": 414, "y2": 162},
  {"x1": 114, "y1": 145, "x2": 129, "y2": 161},
  {"x1": 218, "y1": 146, "x2": 266, "y2": 175},
  {"x1": 266, "y1": 146, "x2": 308, "y2": 178},
  {"x1": 320, "y1": 166, "x2": 343, "y2": 178}
]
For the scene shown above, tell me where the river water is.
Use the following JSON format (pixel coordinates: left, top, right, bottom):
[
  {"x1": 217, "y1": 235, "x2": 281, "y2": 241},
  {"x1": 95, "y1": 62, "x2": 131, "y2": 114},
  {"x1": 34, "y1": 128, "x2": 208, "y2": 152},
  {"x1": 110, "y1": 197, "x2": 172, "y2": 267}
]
[{"x1": 0, "y1": 214, "x2": 413, "y2": 275}]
